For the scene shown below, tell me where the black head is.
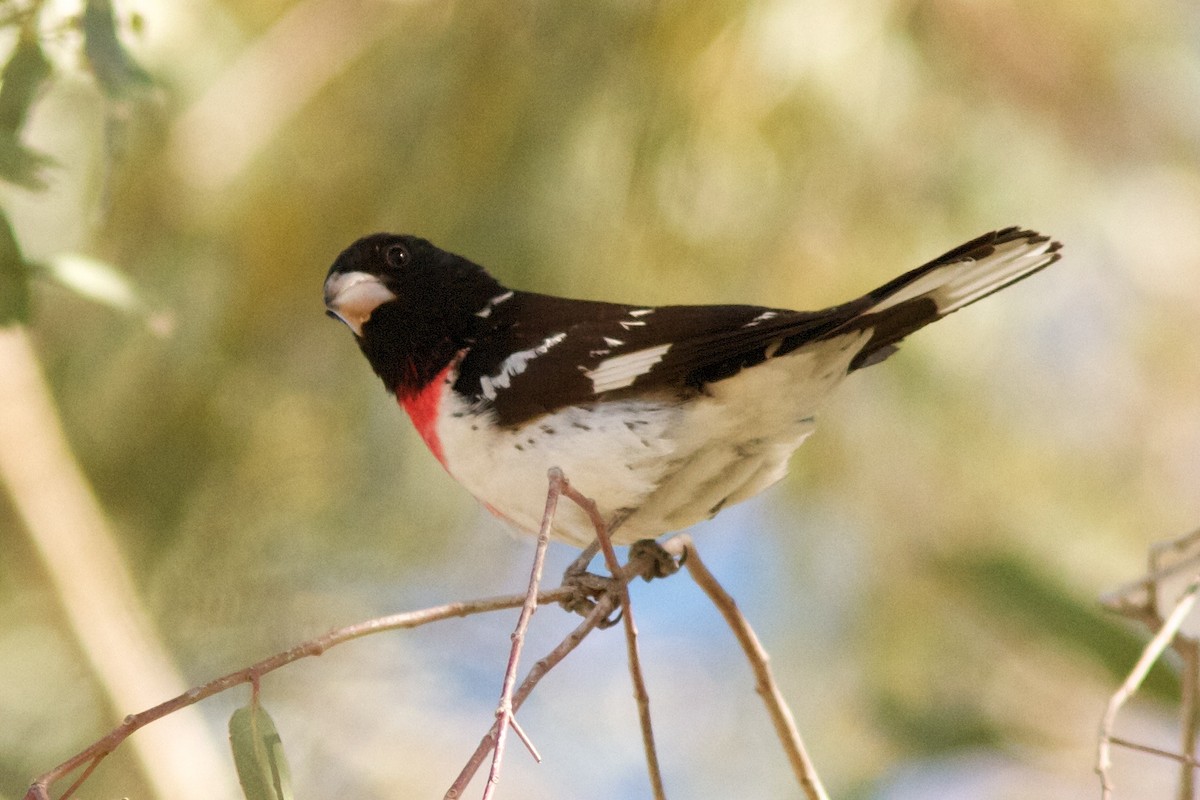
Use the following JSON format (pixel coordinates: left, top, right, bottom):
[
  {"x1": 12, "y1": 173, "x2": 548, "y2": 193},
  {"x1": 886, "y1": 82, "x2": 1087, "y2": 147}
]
[{"x1": 324, "y1": 233, "x2": 506, "y2": 394}]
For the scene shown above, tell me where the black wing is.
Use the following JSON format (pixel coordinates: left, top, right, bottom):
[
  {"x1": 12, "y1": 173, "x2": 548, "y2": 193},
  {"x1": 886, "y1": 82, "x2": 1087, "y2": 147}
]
[
  {"x1": 453, "y1": 290, "x2": 864, "y2": 427},
  {"x1": 454, "y1": 228, "x2": 1060, "y2": 428}
]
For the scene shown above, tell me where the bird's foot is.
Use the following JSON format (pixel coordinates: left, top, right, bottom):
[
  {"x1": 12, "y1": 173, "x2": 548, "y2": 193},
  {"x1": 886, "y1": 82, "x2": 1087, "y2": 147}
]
[
  {"x1": 559, "y1": 540, "x2": 621, "y2": 624},
  {"x1": 628, "y1": 538, "x2": 684, "y2": 581},
  {"x1": 558, "y1": 570, "x2": 623, "y2": 627},
  {"x1": 557, "y1": 538, "x2": 682, "y2": 623}
]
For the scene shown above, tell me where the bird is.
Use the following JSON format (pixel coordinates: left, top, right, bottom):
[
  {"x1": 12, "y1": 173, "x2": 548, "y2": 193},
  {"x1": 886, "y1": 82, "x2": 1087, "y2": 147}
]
[{"x1": 324, "y1": 227, "x2": 1060, "y2": 548}]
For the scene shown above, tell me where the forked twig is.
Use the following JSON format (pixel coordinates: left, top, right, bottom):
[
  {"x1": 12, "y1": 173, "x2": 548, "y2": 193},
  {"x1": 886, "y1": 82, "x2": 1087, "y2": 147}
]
[
  {"x1": 482, "y1": 469, "x2": 564, "y2": 800},
  {"x1": 666, "y1": 534, "x2": 831, "y2": 800},
  {"x1": 445, "y1": 591, "x2": 621, "y2": 798},
  {"x1": 25, "y1": 588, "x2": 579, "y2": 800},
  {"x1": 30, "y1": 470, "x2": 827, "y2": 800},
  {"x1": 1098, "y1": 575, "x2": 1200, "y2": 799},
  {"x1": 450, "y1": 469, "x2": 667, "y2": 799}
]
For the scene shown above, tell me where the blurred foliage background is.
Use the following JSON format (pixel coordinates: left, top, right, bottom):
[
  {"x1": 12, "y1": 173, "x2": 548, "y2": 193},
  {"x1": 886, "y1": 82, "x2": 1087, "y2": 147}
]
[{"x1": 2, "y1": 0, "x2": 1199, "y2": 798}]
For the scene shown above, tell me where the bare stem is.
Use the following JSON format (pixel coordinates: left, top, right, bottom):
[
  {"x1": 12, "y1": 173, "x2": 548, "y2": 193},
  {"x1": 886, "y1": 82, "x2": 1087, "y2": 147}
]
[
  {"x1": 27, "y1": 469, "x2": 827, "y2": 800},
  {"x1": 669, "y1": 535, "x2": 831, "y2": 800},
  {"x1": 1098, "y1": 575, "x2": 1200, "y2": 800},
  {"x1": 559, "y1": 479, "x2": 666, "y2": 800},
  {"x1": 1109, "y1": 736, "x2": 1200, "y2": 769},
  {"x1": 25, "y1": 588, "x2": 576, "y2": 800},
  {"x1": 1178, "y1": 637, "x2": 1200, "y2": 800},
  {"x1": 482, "y1": 469, "x2": 563, "y2": 800},
  {"x1": 445, "y1": 538, "x2": 677, "y2": 798},
  {"x1": 445, "y1": 592, "x2": 620, "y2": 798}
]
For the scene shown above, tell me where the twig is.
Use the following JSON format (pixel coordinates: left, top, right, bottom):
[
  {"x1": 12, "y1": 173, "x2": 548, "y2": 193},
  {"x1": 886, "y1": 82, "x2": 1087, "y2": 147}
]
[
  {"x1": 668, "y1": 534, "x2": 831, "y2": 800},
  {"x1": 1179, "y1": 637, "x2": 1200, "y2": 800},
  {"x1": 1108, "y1": 736, "x2": 1200, "y2": 769},
  {"x1": 25, "y1": 587, "x2": 578, "y2": 800},
  {"x1": 508, "y1": 717, "x2": 541, "y2": 764},
  {"x1": 26, "y1": 464, "x2": 827, "y2": 800},
  {"x1": 482, "y1": 469, "x2": 564, "y2": 800},
  {"x1": 1098, "y1": 575, "x2": 1200, "y2": 799},
  {"x1": 1102, "y1": 557, "x2": 1200, "y2": 621},
  {"x1": 447, "y1": 541, "x2": 683, "y2": 797},
  {"x1": 445, "y1": 592, "x2": 621, "y2": 798},
  {"x1": 1102, "y1": 528, "x2": 1200, "y2": 800},
  {"x1": 559, "y1": 479, "x2": 666, "y2": 800}
]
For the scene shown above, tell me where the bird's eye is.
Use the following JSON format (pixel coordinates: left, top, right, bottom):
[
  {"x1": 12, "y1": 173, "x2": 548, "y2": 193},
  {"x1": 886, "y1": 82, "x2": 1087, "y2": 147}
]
[{"x1": 385, "y1": 243, "x2": 410, "y2": 268}]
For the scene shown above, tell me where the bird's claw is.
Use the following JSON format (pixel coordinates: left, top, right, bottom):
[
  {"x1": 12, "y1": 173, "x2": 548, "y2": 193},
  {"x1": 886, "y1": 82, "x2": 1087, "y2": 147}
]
[
  {"x1": 558, "y1": 571, "x2": 624, "y2": 627},
  {"x1": 629, "y1": 539, "x2": 683, "y2": 581}
]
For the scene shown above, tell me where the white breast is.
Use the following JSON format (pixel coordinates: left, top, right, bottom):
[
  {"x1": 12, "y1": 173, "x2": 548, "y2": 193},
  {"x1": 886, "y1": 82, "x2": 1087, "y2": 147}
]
[
  {"x1": 436, "y1": 393, "x2": 681, "y2": 545},
  {"x1": 434, "y1": 331, "x2": 868, "y2": 546}
]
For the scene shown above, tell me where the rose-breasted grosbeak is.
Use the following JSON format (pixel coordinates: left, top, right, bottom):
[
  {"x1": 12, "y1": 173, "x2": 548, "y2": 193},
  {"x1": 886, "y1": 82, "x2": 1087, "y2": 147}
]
[{"x1": 325, "y1": 228, "x2": 1060, "y2": 547}]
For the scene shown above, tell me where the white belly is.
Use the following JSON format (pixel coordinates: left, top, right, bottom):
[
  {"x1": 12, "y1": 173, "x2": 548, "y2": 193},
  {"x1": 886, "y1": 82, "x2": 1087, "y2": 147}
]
[{"x1": 434, "y1": 332, "x2": 867, "y2": 545}]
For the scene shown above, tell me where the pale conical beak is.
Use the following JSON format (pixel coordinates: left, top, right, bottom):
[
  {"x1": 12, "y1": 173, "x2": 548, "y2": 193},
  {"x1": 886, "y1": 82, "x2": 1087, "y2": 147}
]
[{"x1": 324, "y1": 271, "x2": 397, "y2": 337}]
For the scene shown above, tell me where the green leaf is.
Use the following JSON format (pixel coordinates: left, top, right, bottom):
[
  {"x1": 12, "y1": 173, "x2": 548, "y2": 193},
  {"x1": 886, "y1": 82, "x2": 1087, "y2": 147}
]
[
  {"x1": 0, "y1": 27, "x2": 55, "y2": 189},
  {"x1": 873, "y1": 692, "x2": 1004, "y2": 756},
  {"x1": 0, "y1": 136, "x2": 54, "y2": 190},
  {"x1": 0, "y1": 208, "x2": 30, "y2": 325},
  {"x1": 0, "y1": 28, "x2": 52, "y2": 136},
  {"x1": 936, "y1": 550, "x2": 1180, "y2": 702},
  {"x1": 82, "y1": 0, "x2": 152, "y2": 99},
  {"x1": 229, "y1": 703, "x2": 294, "y2": 800}
]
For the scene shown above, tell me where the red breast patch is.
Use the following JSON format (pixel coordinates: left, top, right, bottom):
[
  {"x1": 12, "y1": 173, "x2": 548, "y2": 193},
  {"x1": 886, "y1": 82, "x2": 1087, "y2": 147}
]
[{"x1": 400, "y1": 363, "x2": 454, "y2": 468}]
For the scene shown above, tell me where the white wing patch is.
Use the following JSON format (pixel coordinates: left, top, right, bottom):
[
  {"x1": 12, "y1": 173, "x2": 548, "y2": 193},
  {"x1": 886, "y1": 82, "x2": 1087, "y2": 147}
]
[
  {"x1": 744, "y1": 310, "x2": 778, "y2": 327},
  {"x1": 474, "y1": 290, "x2": 516, "y2": 318},
  {"x1": 868, "y1": 235, "x2": 1057, "y2": 316},
  {"x1": 585, "y1": 343, "x2": 672, "y2": 394},
  {"x1": 479, "y1": 333, "x2": 567, "y2": 400}
]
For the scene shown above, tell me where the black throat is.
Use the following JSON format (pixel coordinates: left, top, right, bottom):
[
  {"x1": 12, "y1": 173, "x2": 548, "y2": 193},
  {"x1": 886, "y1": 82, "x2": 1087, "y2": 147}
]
[{"x1": 357, "y1": 264, "x2": 506, "y2": 398}]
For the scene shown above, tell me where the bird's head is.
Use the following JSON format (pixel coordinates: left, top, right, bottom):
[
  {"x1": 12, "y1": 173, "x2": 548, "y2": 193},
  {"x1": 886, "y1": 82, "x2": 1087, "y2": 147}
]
[
  {"x1": 325, "y1": 233, "x2": 457, "y2": 338},
  {"x1": 324, "y1": 233, "x2": 507, "y2": 393}
]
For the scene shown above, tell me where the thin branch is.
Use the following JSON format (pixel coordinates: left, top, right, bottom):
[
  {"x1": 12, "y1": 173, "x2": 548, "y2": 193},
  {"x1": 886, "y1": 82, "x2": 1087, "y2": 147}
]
[
  {"x1": 508, "y1": 716, "x2": 541, "y2": 764},
  {"x1": 559, "y1": 478, "x2": 666, "y2": 800},
  {"x1": 1101, "y1": 527, "x2": 1200, "y2": 625},
  {"x1": 1109, "y1": 736, "x2": 1200, "y2": 769},
  {"x1": 1178, "y1": 637, "x2": 1200, "y2": 800},
  {"x1": 1102, "y1": 561, "x2": 1199, "y2": 621},
  {"x1": 482, "y1": 469, "x2": 564, "y2": 800},
  {"x1": 445, "y1": 592, "x2": 621, "y2": 798},
  {"x1": 446, "y1": 538, "x2": 687, "y2": 797},
  {"x1": 668, "y1": 534, "x2": 831, "y2": 800},
  {"x1": 25, "y1": 587, "x2": 578, "y2": 800},
  {"x1": 27, "y1": 466, "x2": 827, "y2": 800},
  {"x1": 1099, "y1": 575, "x2": 1200, "y2": 800},
  {"x1": 1102, "y1": 528, "x2": 1200, "y2": 800}
]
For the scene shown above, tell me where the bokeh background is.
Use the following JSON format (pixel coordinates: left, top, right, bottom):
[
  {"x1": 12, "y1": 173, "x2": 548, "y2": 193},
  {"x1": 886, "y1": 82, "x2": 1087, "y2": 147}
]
[{"x1": 3, "y1": 0, "x2": 1200, "y2": 798}]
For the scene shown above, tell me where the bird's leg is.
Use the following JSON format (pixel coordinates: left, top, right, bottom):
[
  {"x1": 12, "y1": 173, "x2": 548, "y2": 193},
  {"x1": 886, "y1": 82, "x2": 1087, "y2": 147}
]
[
  {"x1": 558, "y1": 512, "x2": 630, "y2": 623},
  {"x1": 562, "y1": 539, "x2": 602, "y2": 581},
  {"x1": 558, "y1": 512, "x2": 685, "y2": 621}
]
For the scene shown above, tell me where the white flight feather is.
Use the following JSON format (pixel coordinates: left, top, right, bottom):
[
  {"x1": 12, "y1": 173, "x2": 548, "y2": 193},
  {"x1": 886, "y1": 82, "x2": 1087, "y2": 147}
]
[{"x1": 585, "y1": 343, "x2": 673, "y2": 393}]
